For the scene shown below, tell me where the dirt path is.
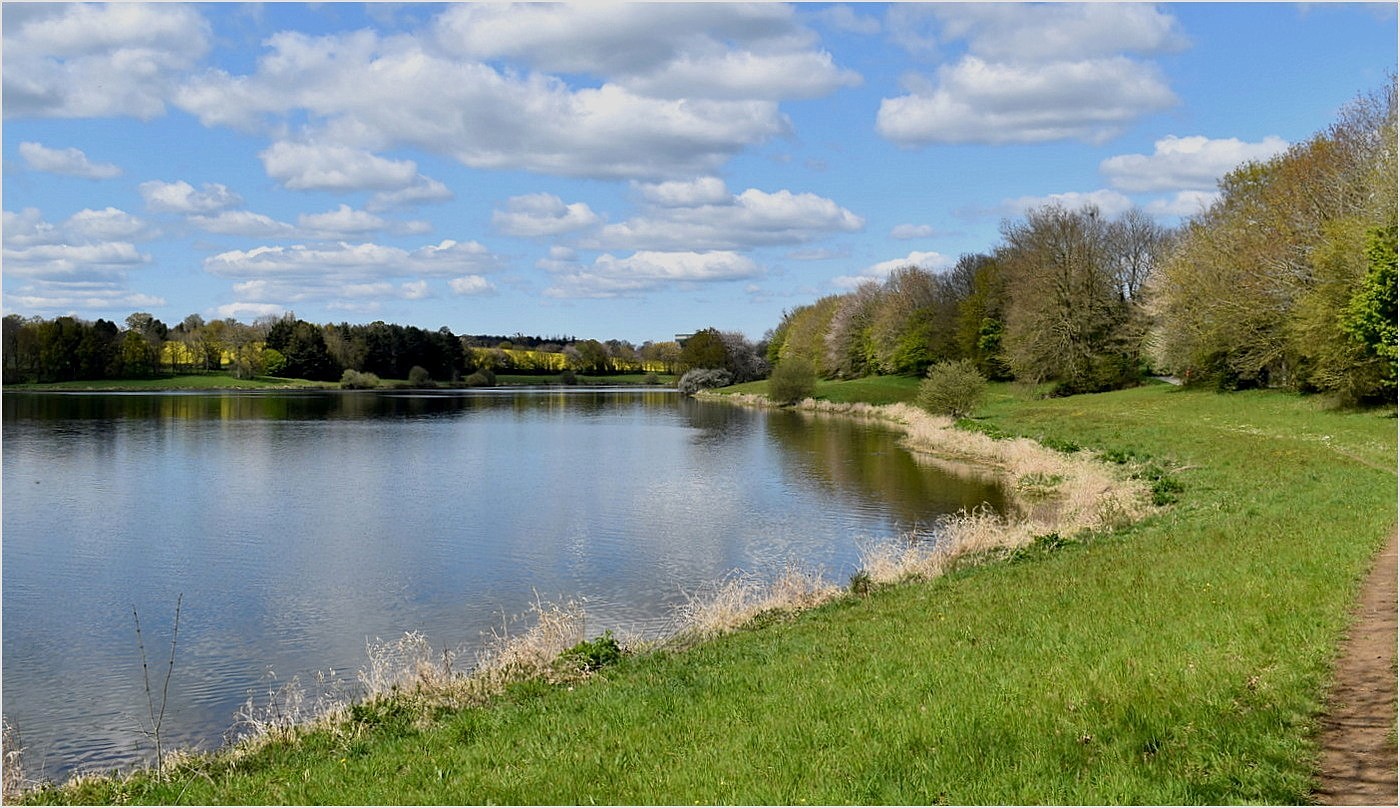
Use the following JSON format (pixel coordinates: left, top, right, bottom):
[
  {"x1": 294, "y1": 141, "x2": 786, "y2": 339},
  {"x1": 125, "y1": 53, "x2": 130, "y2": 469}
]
[{"x1": 1315, "y1": 530, "x2": 1398, "y2": 805}]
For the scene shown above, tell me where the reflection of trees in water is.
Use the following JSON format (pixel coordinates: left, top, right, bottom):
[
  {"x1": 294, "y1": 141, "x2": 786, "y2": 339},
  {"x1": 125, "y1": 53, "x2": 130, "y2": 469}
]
[
  {"x1": 763, "y1": 409, "x2": 1007, "y2": 526},
  {"x1": 2, "y1": 389, "x2": 683, "y2": 424}
]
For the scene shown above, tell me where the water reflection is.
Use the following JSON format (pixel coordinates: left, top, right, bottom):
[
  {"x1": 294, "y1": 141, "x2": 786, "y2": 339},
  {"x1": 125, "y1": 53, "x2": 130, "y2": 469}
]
[{"x1": 2, "y1": 389, "x2": 1003, "y2": 782}]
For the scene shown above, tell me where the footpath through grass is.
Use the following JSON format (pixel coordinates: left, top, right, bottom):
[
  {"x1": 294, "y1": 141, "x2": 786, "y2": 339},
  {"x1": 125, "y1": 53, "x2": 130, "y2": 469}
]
[{"x1": 27, "y1": 382, "x2": 1396, "y2": 804}]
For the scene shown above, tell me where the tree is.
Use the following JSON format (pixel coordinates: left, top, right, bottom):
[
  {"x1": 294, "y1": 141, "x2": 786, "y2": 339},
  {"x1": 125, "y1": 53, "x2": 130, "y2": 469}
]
[
  {"x1": 677, "y1": 328, "x2": 729, "y2": 374},
  {"x1": 917, "y1": 359, "x2": 988, "y2": 418},
  {"x1": 768, "y1": 357, "x2": 817, "y2": 405},
  {"x1": 999, "y1": 204, "x2": 1141, "y2": 393}
]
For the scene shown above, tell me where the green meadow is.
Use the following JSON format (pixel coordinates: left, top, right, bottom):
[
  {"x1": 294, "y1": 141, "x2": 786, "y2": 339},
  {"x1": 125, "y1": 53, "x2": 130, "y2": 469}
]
[{"x1": 22, "y1": 381, "x2": 1396, "y2": 805}]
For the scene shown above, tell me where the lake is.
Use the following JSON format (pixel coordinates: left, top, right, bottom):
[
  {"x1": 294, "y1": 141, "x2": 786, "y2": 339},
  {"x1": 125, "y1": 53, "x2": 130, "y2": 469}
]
[{"x1": 1, "y1": 388, "x2": 1005, "y2": 782}]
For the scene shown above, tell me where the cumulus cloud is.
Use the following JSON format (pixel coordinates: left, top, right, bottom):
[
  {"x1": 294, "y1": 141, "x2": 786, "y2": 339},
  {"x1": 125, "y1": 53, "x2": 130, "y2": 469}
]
[
  {"x1": 367, "y1": 176, "x2": 454, "y2": 211},
  {"x1": 188, "y1": 210, "x2": 297, "y2": 238},
  {"x1": 1144, "y1": 190, "x2": 1221, "y2": 218},
  {"x1": 2, "y1": 206, "x2": 157, "y2": 312},
  {"x1": 890, "y1": 223, "x2": 937, "y2": 240},
  {"x1": 545, "y1": 250, "x2": 761, "y2": 298},
  {"x1": 878, "y1": 56, "x2": 1177, "y2": 146},
  {"x1": 1002, "y1": 189, "x2": 1135, "y2": 219},
  {"x1": 3, "y1": 3, "x2": 209, "y2": 119},
  {"x1": 204, "y1": 239, "x2": 501, "y2": 313},
  {"x1": 18, "y1": 142, "x2": 121, "y2": 179},
  {"x1": 260, "y1": 141, "x2": 420, "y2": 191},
  {"x1": 169, "y1": 5, "x2": 855, "y2": 180},
  {"x1": 833, "y1": 250, "x2": 953, "y2": 289},
  {"x1": 139, "y1": 180, "x2": 242, "y2": 214},
  {"x1": 930, "y1": 4, "x2": 1188, "y2": 63},
  {"x1": 492, "y1": 194, "x2": 603, "y2": 237},
  {"x1": 434, "y1": 3, "x2": 858, "y2": 101},
  {"x1": 448, "y1": 275, "x2": 496, "y2": 296},
  {"x1": 588, "y1": 180, "x2": 864, "y2": 251},
  {"x1": 1100, "y1": 135, "x2": 1291, "y2": 192},
  {"x1": 876, "y1": 4, "x2": 1183, "y2": 147}
]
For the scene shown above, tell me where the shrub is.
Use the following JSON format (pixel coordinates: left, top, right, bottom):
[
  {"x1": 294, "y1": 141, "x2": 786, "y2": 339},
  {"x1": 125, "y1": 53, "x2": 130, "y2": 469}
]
[
  {"x1": 768, "y1": 357, "x2": 817, "y2": 405},
  {"x1": 407, "y1": 365, "x2": 435, "y2": 388},
  {"x1": 642, "y1": 372, "x2": 661, "y2": 385},
  {"x1": 559, "y1": 369, "x2": 578, "y2": 385},
  {"x1": 464, "y1": 369, "x2": 497, "y2": 388},
  {"x1": 917, "y1": 359, "x2": 988, "y2": 418},
  {"x1": 340, "y1": 369, "x2": 381, "y2": 389},
  {"x1": 677, "y1": 367, "x2": 733, "y2": 396},
  {"x1": 559, "y1": 631, "x2": 623, "y2": 673}
]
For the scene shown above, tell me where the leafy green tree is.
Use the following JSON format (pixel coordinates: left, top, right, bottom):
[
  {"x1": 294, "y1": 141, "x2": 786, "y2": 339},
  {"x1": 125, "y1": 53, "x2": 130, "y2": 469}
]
[
  {"x1": 917, "y1": 359, "x2": 988, "y2": 418},
  {"x1": 768, "y1": 357, "x2": 817, "y2": 405},
  {"x1": 677, "y1": 328, "x2": 730, "y2": 373}
]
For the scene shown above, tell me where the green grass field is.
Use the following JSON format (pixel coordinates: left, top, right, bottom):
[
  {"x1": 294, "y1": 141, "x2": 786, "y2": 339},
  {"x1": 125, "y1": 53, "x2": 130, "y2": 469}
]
[{"x1": 22, "y1": 382, "x2": 1396, "y2": 804}]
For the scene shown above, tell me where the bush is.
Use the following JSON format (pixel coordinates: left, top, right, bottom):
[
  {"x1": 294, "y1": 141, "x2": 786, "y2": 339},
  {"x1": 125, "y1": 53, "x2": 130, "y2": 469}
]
[
  {"x1": 768, "y1": 357, "x2": 817, "y2": 405},
  {"x1": 464, "y1": 369, "x2": 497, "y2": 388},
  {"x1": 642, "y1": 372, "x2": 661, "y2": 385},
  {"x1": 917, "y1": 359, "x2": 988, "y2": 418},
  {"x1": 677, "y1": 367, "x2": 733, "y2": 396},
  {"x1": 407, "y1": 365, "x2": 435, "y2": 388},
  {"x1": 340, "y1": 369, "x2": 381, "y2": 389},
  {"x1": 559, "y1": 369, "x2": 578, "y2": 385},
  {"x1": 559, "y1": 631, "x2": 623, "y2": 672}
]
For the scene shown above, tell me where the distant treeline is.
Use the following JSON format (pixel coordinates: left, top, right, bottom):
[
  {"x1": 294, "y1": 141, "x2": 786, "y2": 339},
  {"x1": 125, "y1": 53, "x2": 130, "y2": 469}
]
[
  {"x1": 766, "y1": 81, "x2": 1396, "y2": 404},
  {"x1": 1, "y1": 313, "x2": 695, "y2": 385}
]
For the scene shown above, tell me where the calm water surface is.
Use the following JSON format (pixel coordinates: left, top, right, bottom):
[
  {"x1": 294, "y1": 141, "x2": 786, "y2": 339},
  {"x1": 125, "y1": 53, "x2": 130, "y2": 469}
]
[{"x1": 2, "y1": 388, "x2": 1004, "y2": 781}]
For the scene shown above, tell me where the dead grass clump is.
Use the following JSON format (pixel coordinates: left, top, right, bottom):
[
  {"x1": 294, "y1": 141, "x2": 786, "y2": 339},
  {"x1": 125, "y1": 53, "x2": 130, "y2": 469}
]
[
  {"x1": 677, "y1": 564, "x2": 841, "y2": 641},
  {"x1": 3, "y1": 715, "x2": 31, "y2": 802},
  {"x1": 473, "y1": 596, "x2": 589, "y2": 685}
]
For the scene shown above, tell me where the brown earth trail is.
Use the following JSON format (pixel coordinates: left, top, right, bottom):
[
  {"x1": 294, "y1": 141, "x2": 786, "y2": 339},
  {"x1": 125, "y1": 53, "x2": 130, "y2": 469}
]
[{"x1": 1315, "y1": 530, "x2": 1398, "y2": 805}]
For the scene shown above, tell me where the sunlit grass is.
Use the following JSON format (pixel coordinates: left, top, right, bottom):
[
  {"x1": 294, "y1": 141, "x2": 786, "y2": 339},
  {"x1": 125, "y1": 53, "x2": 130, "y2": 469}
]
[{"x1": 19, "y1": 382, "x2": 1396, "y2": 805}]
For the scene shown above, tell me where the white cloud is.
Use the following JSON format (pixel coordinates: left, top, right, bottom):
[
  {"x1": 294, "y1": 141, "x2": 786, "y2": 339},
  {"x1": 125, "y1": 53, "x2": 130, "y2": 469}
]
[
  {"x1": 492, "y1": 194, "x2": 602, "y2": 237},
  {"x1": 877, "y1": 5, "x2": 1184, "y2": 148},
  {"x1": 931, "y1": 4, "x2": 1188, "y2": 63},
  {"x1": 3, "y1": 3, "x2": 209, "y2": 119},
  {"x1": 172, "y1": 12, "x2": 815, "y2": 180},
  {"x1": 589, "y1": 183, "x2": 864, "y2": 251},
  {"x1": 139, "y1": 180, "x2": 242, "y2": 214},
  {"x1": 635, "y1": 177, "x2": 735, "y2": 208},
  {"x1": 260, "y1": 141, "x2": 420, "y2": 191},
  {"x1": 816, "y1": 6, "x2": 882, "y2": 36},
  {"x1": 367, "y1": 176, "x2": 454, "y2": 211},
  {"x1": 833, "y1": 250, "x2": 953, "y2": 289},
  {"x1": 890, "y1": 223, "x2": 936, "y2": 240},
  {"x1": 212, "y1": 301, "x2": 287, "y2": 320},
  {"x1": 204, "y1": 239, "x2": 501, "y2": 312},
  {"x1": 1003, "y1": 190, "x2": 1135, "y2": 219},
  {"x1": 18, "y1": 142, "x2": 121, "y2": 179},
  {"x1": 448, "y1": 275, "x2": 496, "y2": 296},
  {"x1": 434, "y1": 3, "x2": 857, "y2": 102},
  {"x1": 1, "y1": 206, "x2": 156, "y2": 312},
  {"x1": 1144, "y1": 190, "x2": 1221, "y2": 218},
  {"x1": 878, "y1": 56, "x2": 1177, "y2": 146},
  {"x1": 296, "y1": 205, "x2": 389, "y2": 238},
  {"x1": 545, "y1": 250, "x2": 761, "y2": 298},
  {"x1": 189, "y1": 210, "x2": 297, "y2": 238},
  {"x1": 63, "y1": 207, "x2": 150, "y2": 242},
  {"x1": 1100, "y1": 135, "x2": 1292, "y2": 192}
]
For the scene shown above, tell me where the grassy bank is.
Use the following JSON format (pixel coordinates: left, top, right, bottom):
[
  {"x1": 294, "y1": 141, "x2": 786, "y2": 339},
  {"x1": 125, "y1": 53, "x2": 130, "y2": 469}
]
[{"x1": 18, "y1": 383, "x2": 1396, "y2": 804}]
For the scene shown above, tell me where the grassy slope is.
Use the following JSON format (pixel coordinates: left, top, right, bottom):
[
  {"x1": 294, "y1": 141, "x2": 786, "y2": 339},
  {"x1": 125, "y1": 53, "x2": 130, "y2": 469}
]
[{"x1": 36, "y1": 382, "x2": 1396, "y2": 805}]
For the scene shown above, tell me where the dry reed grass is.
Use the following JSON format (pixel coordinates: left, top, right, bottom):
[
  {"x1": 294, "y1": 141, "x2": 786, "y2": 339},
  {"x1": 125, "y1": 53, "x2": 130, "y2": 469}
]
[
  {"x1": 676, "y1": 564, "x2": 842, "y2": 641},
  {"x1": 3, "y1": 715, "x2": 29, "y2": 802}
]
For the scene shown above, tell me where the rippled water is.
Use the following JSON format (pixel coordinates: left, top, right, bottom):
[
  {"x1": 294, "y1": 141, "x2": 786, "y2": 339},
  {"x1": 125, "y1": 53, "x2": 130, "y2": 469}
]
[{"x1": 2, "y1": 388, "x2": 1004, "y2": 781}]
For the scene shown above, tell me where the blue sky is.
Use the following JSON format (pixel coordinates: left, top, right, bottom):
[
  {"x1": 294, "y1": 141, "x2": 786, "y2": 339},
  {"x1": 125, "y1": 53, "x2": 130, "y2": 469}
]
[{"x1": 3, "y1": 2, "x2": 1395, "y2": 343}]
